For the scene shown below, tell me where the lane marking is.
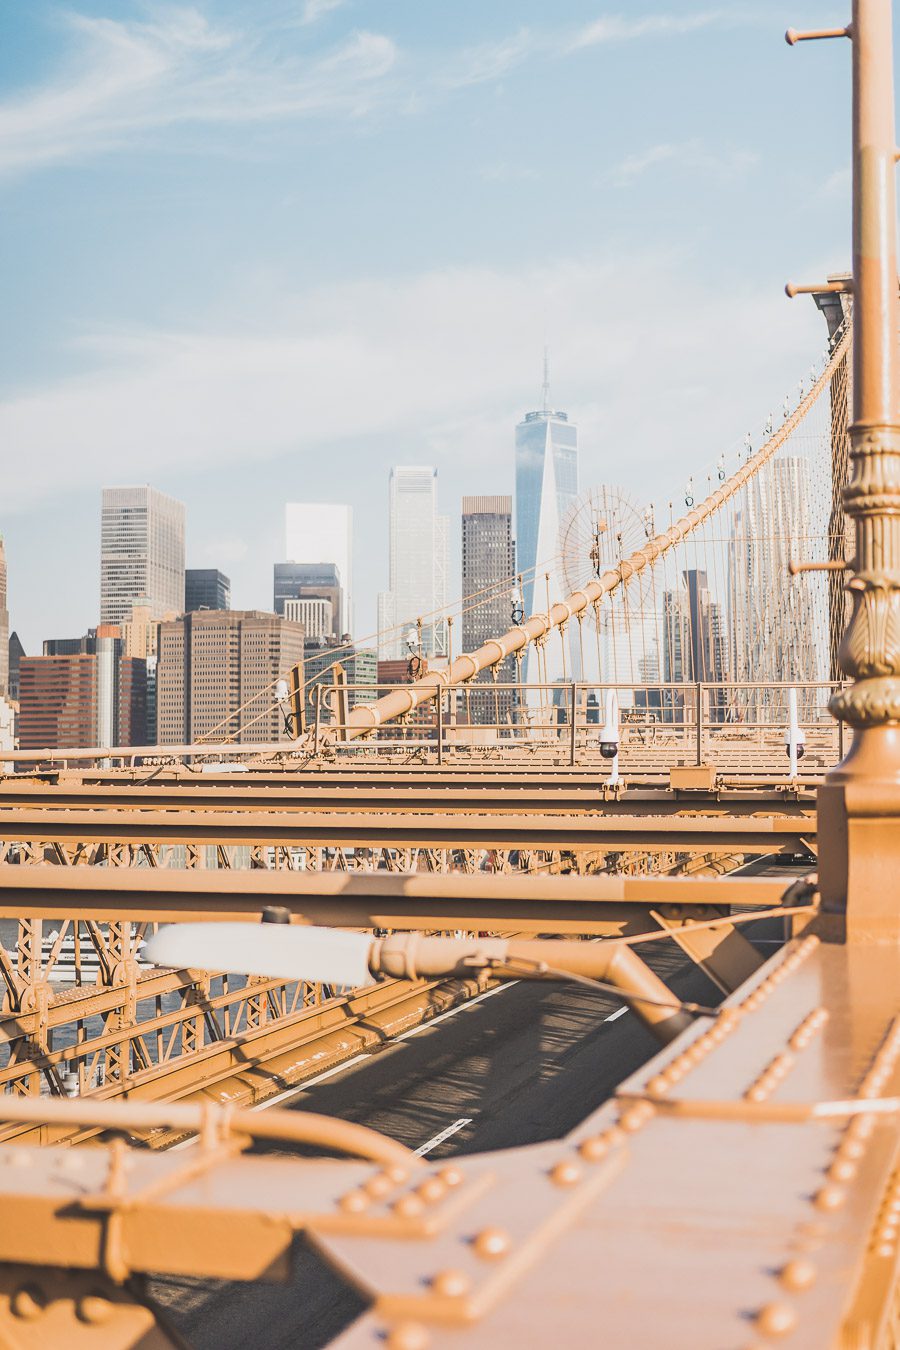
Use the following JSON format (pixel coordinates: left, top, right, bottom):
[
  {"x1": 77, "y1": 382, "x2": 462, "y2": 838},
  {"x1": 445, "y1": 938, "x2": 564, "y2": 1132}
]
[
  {"x1": 395, "y1": 979, "x2": 519, "y2": 1042},
  {"x1": 605, "y1": 1006, "x2": 628, "y2": 1022},
  {"x1": 415, "y1": 1117, "x2": 473, "y2": 1156},
  {"x1": 255, "y1": 1053, "x2": 371, "y2": 1110}
]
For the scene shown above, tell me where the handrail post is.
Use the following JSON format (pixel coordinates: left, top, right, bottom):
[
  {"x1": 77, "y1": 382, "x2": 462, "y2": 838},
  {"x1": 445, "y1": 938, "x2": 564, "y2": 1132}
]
[
  {"x1": 313, "y1": 683, "x2": 322, "y2": 757},
  {"x1": 696, "y1": 682, "x2": 703, "y2": 765},
  {"x1": 437, "y1": 689, "x2": 443, "y2": 766},
  {"x1": 569, "y1": 681, "x2": 577, "y2": 766}
]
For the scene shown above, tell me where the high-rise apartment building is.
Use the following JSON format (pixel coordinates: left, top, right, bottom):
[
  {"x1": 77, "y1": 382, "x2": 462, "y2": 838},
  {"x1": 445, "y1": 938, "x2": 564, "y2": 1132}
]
[
  {"x1": 514, "y1": 365, "x2": 579, "y2": 621},
  {"x1": 273, "y1": 562, "x2": 342, "y2": 636},
  {"x1": 0, "y1": 536, "x2": 9, "y2": 698},
  {"x1": 377, "y1": 467, "x2": 449, "y2": 660},
  {"x1": 185, "y1": 569, "x2": 230, "y2": 613},
  {"x1": 284, "y1": 504, "x2": 352, "y2": 634},
  {"x1": 100, "y1": 486, "x2": 185, "y2": 625},
  {"x1": 21, "y1": 635, "x2": 147, "y2": 751},
  {"x1": 285, "y1": 597, "x2": 333, "y2": 640},
  {"x1": 156, "y1": 610, "x2": 304, "y2": 745},
  {"x1": 461, "y1": 497, "x2": 516, "y2": 725},
  {"x1": 19, "y1": 656, "x2": 97, "y2": 750}
]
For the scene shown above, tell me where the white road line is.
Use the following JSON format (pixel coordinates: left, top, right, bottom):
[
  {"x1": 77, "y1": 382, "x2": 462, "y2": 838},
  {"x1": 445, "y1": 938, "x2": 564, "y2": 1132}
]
[
  {"x1": 605, "y1": 1006, "x2": 628, "y2": 1022},
  {"x1": 395, "y1": 979, "x2": 519, "y2": 1042},
  {"x1": 255, "y1": 1053, "x2": 372, "y2": 1110},
  {"x1": 252, "y1": 981, "x2": 520, "y2": 1118},
  {"x1": 415, "y1": 1117, "x2": 473, "y2": 1156}
]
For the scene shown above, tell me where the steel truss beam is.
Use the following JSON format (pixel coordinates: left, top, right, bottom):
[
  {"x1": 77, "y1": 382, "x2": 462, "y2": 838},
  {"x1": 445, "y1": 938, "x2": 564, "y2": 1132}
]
[{"x1": 0, "y1": 807, "x2": 815, "y2": 852}]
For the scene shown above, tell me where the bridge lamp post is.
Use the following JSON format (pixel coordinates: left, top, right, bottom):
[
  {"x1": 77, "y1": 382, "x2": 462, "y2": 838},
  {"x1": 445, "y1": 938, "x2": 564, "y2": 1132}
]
[{"x1": 789, "y1": 1, "x2": 900, "y2": 938}]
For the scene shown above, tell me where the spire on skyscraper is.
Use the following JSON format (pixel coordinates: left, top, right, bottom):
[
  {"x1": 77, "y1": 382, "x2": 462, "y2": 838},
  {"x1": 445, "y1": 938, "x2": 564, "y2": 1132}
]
[{"x1": 542, "y1": 347, "x2": 551, "y2": 414}]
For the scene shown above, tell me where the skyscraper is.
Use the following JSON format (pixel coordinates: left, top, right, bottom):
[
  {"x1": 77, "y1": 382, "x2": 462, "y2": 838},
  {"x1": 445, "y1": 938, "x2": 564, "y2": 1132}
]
[
  {"x1": 100, "y1": 486, "x2": 185, "y2": 625},
  {"x1": 274, "y1": 562, "x2": 342, "y2": 637},
  {"x1": 377, "y1": 468, "x2": 449, "y2": 660},
  {"x1": 515, "y1": 359, "x2": 579, "y2": 621},
  {"x1": 0, "y1": 536, "x2": 9, "y2": 697},
  {"x1": 284, "y1": 504, "x2": 352, "y2": 634},
  {"x1": 461, "y1": 497, "x2": 516, "y2": 724},
  {"x1": 156, "y1": 610, "x2": 305, "y2": 745},
  {"x1": 185, "y1": 569, "x2": 230, "y2": 612}
]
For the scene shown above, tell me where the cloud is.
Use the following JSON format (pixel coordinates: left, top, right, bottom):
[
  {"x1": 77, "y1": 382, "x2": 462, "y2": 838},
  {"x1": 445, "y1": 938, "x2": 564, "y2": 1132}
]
[
  {"x1": 0, "y1": 5, "x2": 398, "y2": 174},
  {"x1": 300, "y1": 0, "x2": 347, "y2": 23},
  {"x1": 442, "y1": 30, "x2": 535, "y2": 89},
  {"x1": 0, "y1": 252, "x2": 823, "y2": 519},
  {"x1": 611, "y1": 140, "x2": 759, "y2": 185},
  {"x1": 566, "y1": 10, "x2": 734, "y2": 52}
]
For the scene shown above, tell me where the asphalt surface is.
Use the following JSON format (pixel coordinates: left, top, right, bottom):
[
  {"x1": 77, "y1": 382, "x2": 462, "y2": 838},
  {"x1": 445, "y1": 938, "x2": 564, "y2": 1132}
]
[{"x1": 148, "y1": 938, "x2": 725, "y2": 1350}]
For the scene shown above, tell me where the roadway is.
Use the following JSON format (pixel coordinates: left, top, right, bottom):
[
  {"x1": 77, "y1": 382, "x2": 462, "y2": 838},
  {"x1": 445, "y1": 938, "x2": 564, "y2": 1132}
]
[{"x1": 148, "y1": 940, "x2": 726, "y2": 1349}]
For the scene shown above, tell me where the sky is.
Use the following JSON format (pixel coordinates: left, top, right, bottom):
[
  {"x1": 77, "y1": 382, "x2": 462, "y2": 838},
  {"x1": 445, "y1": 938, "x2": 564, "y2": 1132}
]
[{"x1": 0, "y1": 1, "x2": 871, "y2": 653}]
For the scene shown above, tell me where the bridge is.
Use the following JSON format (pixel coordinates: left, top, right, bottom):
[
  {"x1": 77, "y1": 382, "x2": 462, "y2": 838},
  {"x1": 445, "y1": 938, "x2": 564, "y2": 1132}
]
[{"x1": 2, "y1": 4, "x2": 900, "y2": 1348}]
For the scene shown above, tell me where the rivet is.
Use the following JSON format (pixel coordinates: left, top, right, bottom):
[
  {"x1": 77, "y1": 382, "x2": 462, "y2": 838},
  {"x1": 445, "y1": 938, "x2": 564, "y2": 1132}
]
[
  {"x1": 472, "y1": 1226, "x2": 511, "y2": 1260},
  {"x1": 814, "y1": 1184, "x2": 846, "y2": 1211},
  {"x1": 779, "y1": 1259, "x2": 817, "y2": 1292},
  {"x1": 10, "y1": 1285, "x2": 45, "y2": 1320},
  {"x1": 339, "y1": 1189, "x2": 370, "y2": 1213},
  {"x1": 754, "y1": 1302, "x2": 798, "y2": 1337},
  {"x1": 837, "y1": 1136, "x2": 865, "y2": 1162},
  {"x1": 76, "y1": 1294, "x2": 114, "y2": 1325},
  {"x1": 620, "y1": 1103, "x2": 654, "y2": 1132},
  {"x1": 386, "y1": 1321, "x2": 430, "y2": 1350},
  {"x1": 438, "y1": 1166, "x2": 464, "y2": 1188},
  {"x1": 578, "y1": 1136, "x2": 609, "y2": 1162},
  {"x1": 364, "y1": 1172, "x2": 395, "y2": 1199},
  {"x1": 549, "y1": 1159, "x2": 581, "y2": 1187},
  {"x1": 430, "y1": 1268, "x2": 471, "y2": 1298},
  {"x1": 392, "y1": 1193, "x2": 425, "y2": 1218},
  {"x1": 647, "y1": 1075, "x2": 669, "y2": 1095},
  {"x1": 384, "y1": 1165, "x2": 410, "y2": 1185},
  {"x1": 828, "y1": 1158, "x2": 858, "y2": 1184},
  {"x1": 416, "y1": 1176, "x2": 447, "y2": 1205},
  {"x1": 877, "y1": 1243, "x2": 896, "y2": 1259},
  {"x1": 603, "y1": 1125, "x2": 625, "y2": 1148}
]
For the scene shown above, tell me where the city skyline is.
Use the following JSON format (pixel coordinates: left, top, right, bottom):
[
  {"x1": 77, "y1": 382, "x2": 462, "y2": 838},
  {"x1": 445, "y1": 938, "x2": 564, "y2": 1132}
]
[{"x1": 0, "y1": 2, "x2": 842, "y2": 654}]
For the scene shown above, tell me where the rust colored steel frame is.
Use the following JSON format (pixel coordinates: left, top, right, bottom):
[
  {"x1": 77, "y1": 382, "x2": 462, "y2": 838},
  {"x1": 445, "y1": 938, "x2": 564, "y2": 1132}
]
[
  {"x1": 0, "y1": 864, "x2": 795, "y2": 929},
  {"x1": 0, "y1": 936, "x2": 898, "y2": 1350},
  {"x1": 0, "y1": 970, "x2": 493, "y2": 1147},
  {"x1": 0, "y1": 806, "x2": 816, "y2": 853},
  {"x1": 0, "y1": 781, "x2": 819, "y2": 814}
]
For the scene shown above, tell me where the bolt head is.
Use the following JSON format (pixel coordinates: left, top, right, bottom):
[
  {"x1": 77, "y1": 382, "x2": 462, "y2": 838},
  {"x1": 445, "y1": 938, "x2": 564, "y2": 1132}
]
[
  {"x1": 11, "y1": 1285, "x2": 45, "y2": 1320},
  {"x1": 77, "y1": 1294, "x2": 114, "y2": 1325},
  {"x1": 431, "y1": 1268, "x2": 471, "y2": 1298},
  {"x1": 472, "y1": 1226, "x2": 511, "y2": 1260},
  {"x1": 386, "y1": 1321, "x2": 430, "y2": 1350},
  {"x1": 755, "y1": 1302, "x2": 798, "y2": 1337},
  {"x1": 549, "y1": 1159, "x2": 581, "y2": 1187}
]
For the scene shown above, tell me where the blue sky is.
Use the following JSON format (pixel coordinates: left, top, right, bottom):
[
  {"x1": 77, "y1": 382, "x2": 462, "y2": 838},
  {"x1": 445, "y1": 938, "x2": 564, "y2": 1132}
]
[{"x1": 0, "y1": 1, "x2": 868, "y2": 651}]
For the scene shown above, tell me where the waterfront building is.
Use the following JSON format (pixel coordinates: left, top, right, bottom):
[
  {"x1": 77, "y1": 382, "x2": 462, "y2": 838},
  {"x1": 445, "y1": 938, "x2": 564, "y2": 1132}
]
[{"x1": 100, "y1": 486, "x2": 185, "y2": 625}]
